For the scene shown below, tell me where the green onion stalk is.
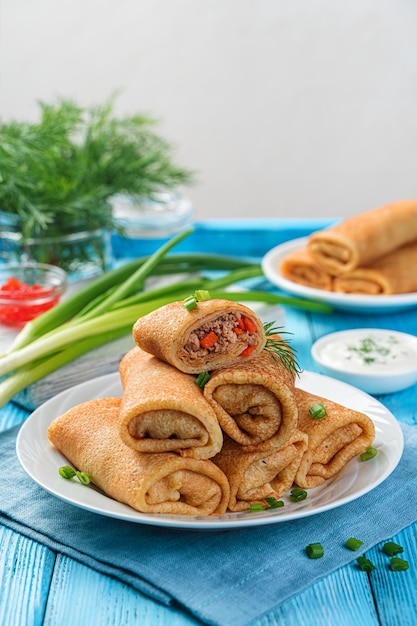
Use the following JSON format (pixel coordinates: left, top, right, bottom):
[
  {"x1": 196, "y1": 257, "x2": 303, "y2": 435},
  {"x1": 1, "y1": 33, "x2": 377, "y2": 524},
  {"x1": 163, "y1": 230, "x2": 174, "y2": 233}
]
[{"x1": 0, "y1": 227, "x2": 332, "y2": 408}]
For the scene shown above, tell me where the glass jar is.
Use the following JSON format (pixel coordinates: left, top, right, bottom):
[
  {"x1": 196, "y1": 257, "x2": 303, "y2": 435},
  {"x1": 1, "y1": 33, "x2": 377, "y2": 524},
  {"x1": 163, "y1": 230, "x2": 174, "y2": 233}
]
[
  {"x1": 111, "y1": 190, "x2": 194, "y2": 239},
  {"x1": 0, "y1": 212, "x2": 113, "y2": 281}
]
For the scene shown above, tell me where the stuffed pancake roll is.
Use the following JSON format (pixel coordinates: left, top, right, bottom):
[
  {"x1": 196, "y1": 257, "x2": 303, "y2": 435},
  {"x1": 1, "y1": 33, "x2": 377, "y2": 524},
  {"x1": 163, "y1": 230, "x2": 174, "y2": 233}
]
[
  {"x1": 294, "y1": 389, "x2": 375, "y2": 489},
  {"x1": 132, "y1": 298, "x2": 266, "y2": 374},
  {"x1": 307, "y1": 199, "x2": 417, "y2": 275},
  {"x1": 279, "y1": 246, "x2": 334, "y2": 291},
  {"x1": 119, "y1": 347, "x2": 223, "y2": 459},
  {"x1": 333, "y1": 240, "x2": 417, "y2": 295},
  {"x1": 48, "y1": 397, "x2": 230, "y2": 516},
  {"x1": 212, "y1": 431, "x2": 308, "y2": 512},
  {"x1": 203, "y1": 347, "x2": 298, "y2": 451}
]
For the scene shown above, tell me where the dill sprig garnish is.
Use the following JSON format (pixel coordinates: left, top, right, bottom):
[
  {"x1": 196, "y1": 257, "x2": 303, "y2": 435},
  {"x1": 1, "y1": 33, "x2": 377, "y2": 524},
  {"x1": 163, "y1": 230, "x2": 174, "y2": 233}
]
[{"x1": 262, "y1": 321, "x2": 302, "y2": 377}]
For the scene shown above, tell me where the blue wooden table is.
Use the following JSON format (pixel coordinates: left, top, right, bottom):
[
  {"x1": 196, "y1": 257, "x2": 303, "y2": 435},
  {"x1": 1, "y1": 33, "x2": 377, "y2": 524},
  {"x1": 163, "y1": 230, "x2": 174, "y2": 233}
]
[{"x1": 1, "y1": 220, "x2": 417, "y2": 626}]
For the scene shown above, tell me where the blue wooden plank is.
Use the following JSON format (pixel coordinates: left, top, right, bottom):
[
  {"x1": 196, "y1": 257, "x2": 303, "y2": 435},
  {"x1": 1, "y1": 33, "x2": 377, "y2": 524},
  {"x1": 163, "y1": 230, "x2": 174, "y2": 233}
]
[
  {"x1": 368, "y1": 526, "x2": 417, "y2": 626},
  {"x1": 267, "y1": 565, "x2": 380, "y2": 626},
  {"x1": 0, "y1": 527, "x2": 55, "y2": 626}
]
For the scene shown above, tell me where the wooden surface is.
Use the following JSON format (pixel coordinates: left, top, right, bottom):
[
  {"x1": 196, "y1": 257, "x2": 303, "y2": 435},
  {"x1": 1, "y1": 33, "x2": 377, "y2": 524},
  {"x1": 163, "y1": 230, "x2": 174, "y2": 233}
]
[{"x1": 1, "y1": 220, "x2": 417, "y2": 626}]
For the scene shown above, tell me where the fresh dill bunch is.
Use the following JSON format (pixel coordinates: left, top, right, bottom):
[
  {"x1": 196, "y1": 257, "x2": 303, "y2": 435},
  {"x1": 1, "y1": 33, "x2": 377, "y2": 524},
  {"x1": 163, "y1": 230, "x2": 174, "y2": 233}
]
[
  {"x1": 262, "y1": 321, "x2": 302, "y2": 377},
  {"x1": 0, "y1": 96, "x2": 195, "y2": 240}
]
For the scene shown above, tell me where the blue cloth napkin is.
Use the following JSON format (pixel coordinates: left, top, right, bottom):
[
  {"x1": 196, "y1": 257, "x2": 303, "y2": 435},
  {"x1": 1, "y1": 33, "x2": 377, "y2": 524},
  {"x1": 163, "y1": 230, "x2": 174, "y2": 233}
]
[{"x1": 2, "y1": 421, "x2": 417, "y2": 626}]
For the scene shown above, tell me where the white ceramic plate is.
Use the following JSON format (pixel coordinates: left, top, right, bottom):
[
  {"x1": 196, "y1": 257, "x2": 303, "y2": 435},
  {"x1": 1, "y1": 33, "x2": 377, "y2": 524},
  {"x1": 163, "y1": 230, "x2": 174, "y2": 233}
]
[
  {"x1": 16, "y1": 370, "x2": 403, "y2": 530},
  {"x1": 262, "y1": 237, "x2": 417, "y2": 313}
]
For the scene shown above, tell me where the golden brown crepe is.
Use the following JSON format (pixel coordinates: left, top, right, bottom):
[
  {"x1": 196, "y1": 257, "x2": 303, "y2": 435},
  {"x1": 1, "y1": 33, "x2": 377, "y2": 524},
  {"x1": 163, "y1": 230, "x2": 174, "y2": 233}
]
[
  {"x1": 307, "y1": 199, "x2": 417, "y2": 275},
  {"x1": 119, "y1": 347, "x2": 223, "y2": 459},
  {"x1": 203, "y1": 347, "x2": 298, "y2": 451},
  {"x1": 333, "y1": 240, "x2": 417, "y2": 295},
  {"x1": 294, "y1": 388, "x2": 375, "y2": 489},
  {"x1": 132, "y1": 298, "x2": 266, "y2": 374},
  {"x1": 48, "y1": 397, "x2": 230, "y2": 516},
  {"x1": 279, "y1": 247, "x2": 334, "y2": 291},
  {"x1": 212, "y1": 431, "x2": 308, "y2": 511}
]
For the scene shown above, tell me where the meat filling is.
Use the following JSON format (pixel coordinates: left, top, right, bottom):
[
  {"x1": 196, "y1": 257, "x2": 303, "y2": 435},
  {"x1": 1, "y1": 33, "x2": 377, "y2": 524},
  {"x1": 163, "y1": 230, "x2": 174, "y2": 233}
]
[{"x1": 184, "y1": 312, "x2": 258, "y2": 360}]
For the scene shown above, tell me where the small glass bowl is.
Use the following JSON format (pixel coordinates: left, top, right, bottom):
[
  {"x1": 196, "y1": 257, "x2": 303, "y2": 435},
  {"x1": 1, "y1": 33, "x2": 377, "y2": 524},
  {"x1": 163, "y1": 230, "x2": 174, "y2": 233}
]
[{"x1": 0, "y1": 262, "x2": 67, "y2": 327}]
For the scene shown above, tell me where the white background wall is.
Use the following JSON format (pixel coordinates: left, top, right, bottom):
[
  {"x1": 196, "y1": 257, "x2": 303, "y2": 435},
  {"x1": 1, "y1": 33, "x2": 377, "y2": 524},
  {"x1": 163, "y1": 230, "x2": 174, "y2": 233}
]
[{"x1": 1, "y1": 0, "x2": 416, "y2": 222}]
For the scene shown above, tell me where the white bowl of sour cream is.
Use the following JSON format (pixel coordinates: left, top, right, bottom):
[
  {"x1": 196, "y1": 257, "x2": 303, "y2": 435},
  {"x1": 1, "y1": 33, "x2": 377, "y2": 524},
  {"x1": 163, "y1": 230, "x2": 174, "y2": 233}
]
[{"x1": 311, "y1": 328, "x2": 417, "y2": 395}]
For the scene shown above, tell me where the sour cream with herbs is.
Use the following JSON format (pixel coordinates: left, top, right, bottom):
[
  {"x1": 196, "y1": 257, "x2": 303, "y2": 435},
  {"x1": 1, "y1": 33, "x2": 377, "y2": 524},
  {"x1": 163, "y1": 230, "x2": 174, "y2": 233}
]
[
  {"x1": 316, "y1": 330, "x2": 417, "y2": 374},
  {"x1": 312, "y1": 329, "x2": 417, "y2": 394}
]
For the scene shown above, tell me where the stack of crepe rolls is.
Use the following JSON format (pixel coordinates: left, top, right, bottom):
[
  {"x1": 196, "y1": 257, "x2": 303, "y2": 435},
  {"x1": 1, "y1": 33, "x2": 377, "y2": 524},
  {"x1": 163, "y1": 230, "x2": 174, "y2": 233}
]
[
  {"x1": 119, "y1": 346, "x2": 223, "y2": 459},
  {"x1": 48, "y1": 297, "x2": 376, "y2": 517},
  {"x1": 293, "y1": 389, "x2": 376, "y2": 489},
  {"x1": 48, "y1": 398, "x2": 230, "y2": 516},
  {"x1": 131, "y1": 299, "x2": 375, "y2": 512},
  {"x1": 279, "y1": 199, "x2": 417, "y2": 295}
]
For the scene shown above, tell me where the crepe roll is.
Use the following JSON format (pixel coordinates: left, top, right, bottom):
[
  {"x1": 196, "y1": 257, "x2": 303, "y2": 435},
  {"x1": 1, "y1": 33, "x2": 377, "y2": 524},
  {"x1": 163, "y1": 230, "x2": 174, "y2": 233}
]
[
  {"x1": 294, "y1": 389, "x2": 375, "y2": 489},
  {"x1": 119, "y1": 347, "x2": 223, "y2": 459},
  {"x1": 308, "y1": 199, "x2": 417, "y2": 275},
  {"x1": 48, "y1": 397, "x2": 230, "y2": 516},
  {"x1": 279, "y1": 247, "x2": 334, "y2": 291},
  {"x1": 203, "y1": 348, "x2": 298, "y2": 451},
  {"x1": 133, "y1": 298, "x2": 266, "y2": 374},
  {"x1": 212, "y1": 431, "x2": 308, "y2": 512},
  {"x1": 333, "y1": 240, "x2": 417, "y2": 295}
]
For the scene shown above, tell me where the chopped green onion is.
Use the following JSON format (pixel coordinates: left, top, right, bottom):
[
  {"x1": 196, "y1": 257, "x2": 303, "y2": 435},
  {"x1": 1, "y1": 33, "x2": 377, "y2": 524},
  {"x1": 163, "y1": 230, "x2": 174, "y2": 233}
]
[
  {"x1": 195, "y1": 289, "x2": 211, "y2": 301},
  {"x1": 360, "y1": 446, "x2": 378, "y2": 462},
  {"x1": 59, "y1": 466, "x2": 77, "y2": 480},
  {"x1": 76, "y1": 471, "x2": 91, "y2": 486},
  {"x1": 356, "y1": 556, "x2": 375, "y2": 571},
  {"x1": 183, "y1": 295, "x2": 197, "y2": 311},
  {"x1": 306, "y1": 543, "x2": 324, "y2": 559},
  {"x1": 59, "y1": 465, "x2": 90, "y2": 485},
  {"x1": 309, "y1": 403, "x2": 327, "y2": 420},
  {"x1": 345, "y1": 537, "x2": 364, "y2": 551},
  {"x1": 390, "y1": 557, "x2": 409, "y2": 571},
  {"x1": 264, "y1": 497, "x2": 284, "y2": 509},
  {"x1": 195, "y1": 372, "x2": 210, "y2": 388},
  {"x1": 382, "y1": 541, "x2": 404, "y2": 556},
  {"x1": 249, "y1": 503, "x2": 265, "y2": 512},
  {"x1": 290, "y1": 488, "x2": 307, "y2": 502}
]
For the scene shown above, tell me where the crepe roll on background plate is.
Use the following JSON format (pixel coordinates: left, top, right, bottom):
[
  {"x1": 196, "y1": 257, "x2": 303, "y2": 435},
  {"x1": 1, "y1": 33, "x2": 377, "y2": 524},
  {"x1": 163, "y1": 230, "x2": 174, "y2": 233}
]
[
  {"x1": 333, "y1": 240, "x2": 417, "y2": 295},
  {"x1": 307, "y1": 199, "x2": 417, "y2": 275},
  {"x1": 212, "y1": 430, "x2": 308, "y2": 512},
  {"x1": 203, "y1": 346, "x2": 298, "y2": 451},
  {"x1": 294, "y1": 388, "x2": 375, "y2": 489},
  {"x1": 279, "y1": 247, "x2": 334, "y2": 291},
  {"x1": 119, "y1": 347, "x2": 223, "y2": 459},
  {"x1": 133, "y1": 298, "x2": 266, "y2": 374},
  {"x1": 48, "y1": 397, "x2": 230, "y2": 516}
]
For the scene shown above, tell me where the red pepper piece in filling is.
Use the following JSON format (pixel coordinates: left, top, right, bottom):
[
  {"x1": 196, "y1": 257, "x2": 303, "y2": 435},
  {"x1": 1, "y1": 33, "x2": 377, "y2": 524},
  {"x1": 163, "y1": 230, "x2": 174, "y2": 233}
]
[
  {"x1": 242, "y1": 315, "x2": 257, "y2": 334},
  {"x1": 200, "y1": 330, "x2": 218, "y2": 349},
  {"x1": 236, "y1": 317, "x2": 246, "y2": 330},
  {"x1": 240, "y1": 345, "x2": 256, "y2": 358}
]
